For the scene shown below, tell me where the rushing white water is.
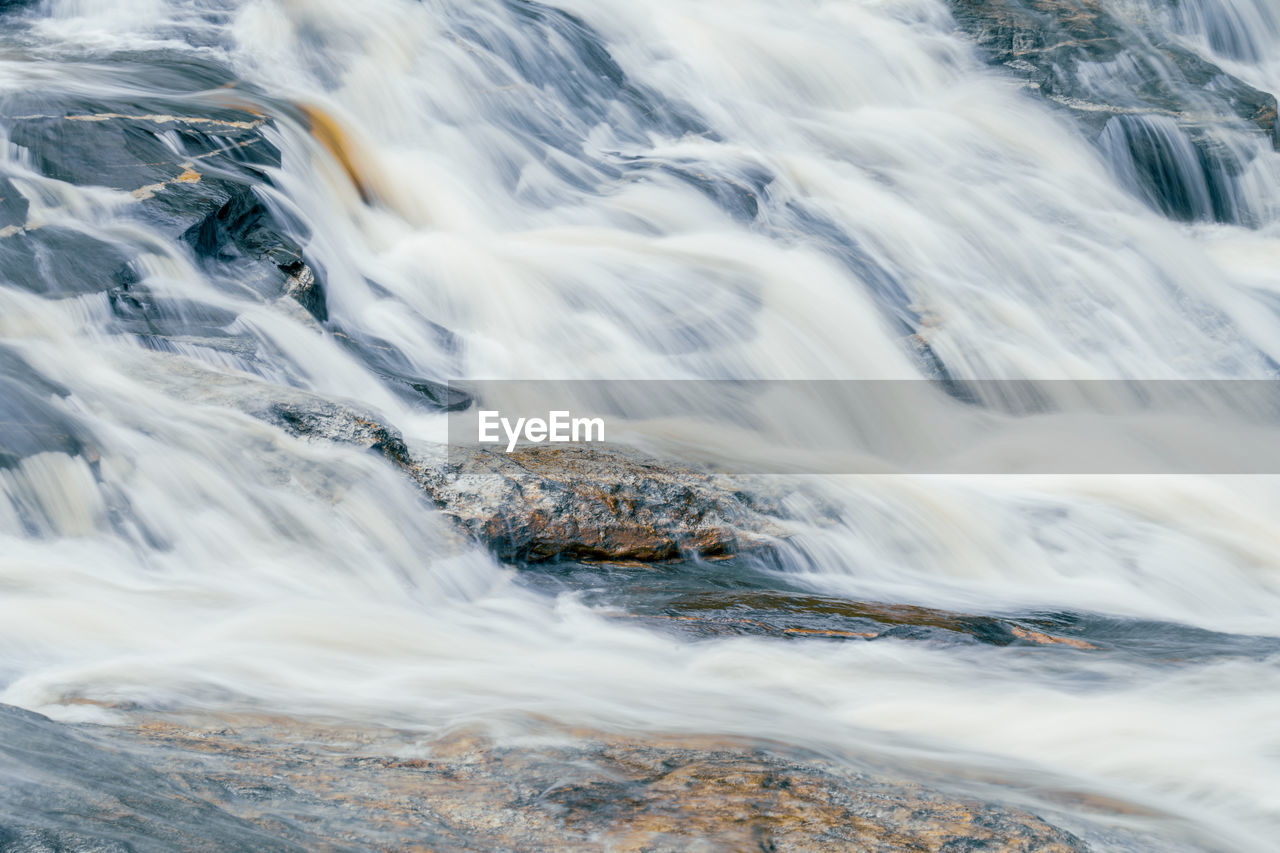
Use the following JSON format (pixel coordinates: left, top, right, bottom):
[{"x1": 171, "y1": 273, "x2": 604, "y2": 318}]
[{"x1": 3, "y1": 0, "x2": 1280, "y2": 848}]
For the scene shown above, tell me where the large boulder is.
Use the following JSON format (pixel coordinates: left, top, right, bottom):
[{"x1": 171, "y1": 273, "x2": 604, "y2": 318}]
[{"x1": 412, "y1": 444, "x2": 788, "y2": 563}]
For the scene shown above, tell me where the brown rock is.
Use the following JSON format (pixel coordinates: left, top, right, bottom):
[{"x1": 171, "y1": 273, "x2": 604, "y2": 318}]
[
  {"x1": 409, "y1": 444, "x2": 788, "y2": 563},
  {"x1": 106, "y1": 712, "x2": 1093, "y2": 852},
  {"x1": 643, "y1": 590, "x2": 1099, "y2": 649}
]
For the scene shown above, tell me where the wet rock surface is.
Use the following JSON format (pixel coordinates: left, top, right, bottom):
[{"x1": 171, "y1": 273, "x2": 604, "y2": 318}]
[
  {"x1": 413, "y1": 444, "x2": 789, "y2": 563},
  {"x1": 525, "y1": 557, "x2": 1280, "y2": 663},
  {"x1": 637, "y1": 589, "x2": 1100, "y2": 648},
  {"x1": 0, "y1": 52, "x2": 324, "y2": 348},
  {"x1": 0, "y1": 346, "x2": 98, "y2": 471},
  {"x1": 0, "y1": 705, "x2": 1095, "y2": 852},
  {"x1": 950, "y1": 0, "x2": 1279, "y2": 222},
  {"x1": 133, "y1": 362, "x2": 789, "y2": 564},
  {"x1": 0, "y1": 64, "x2": 477, "y2": 412},
  {"x1": 0, "y1": 177, "x2": 27, "y2": 232},
  {"x1": 949, "y1": 0, "x2": 1278, "y2": 140},
  {"x1": 0, "y1": 705, "x2": 291, "y2": 852}
]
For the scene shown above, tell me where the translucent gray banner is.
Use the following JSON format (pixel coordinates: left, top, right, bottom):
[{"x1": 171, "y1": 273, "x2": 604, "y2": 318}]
[{"x1": 444, "y1": 380, "x2": 1280, "y2": 474}]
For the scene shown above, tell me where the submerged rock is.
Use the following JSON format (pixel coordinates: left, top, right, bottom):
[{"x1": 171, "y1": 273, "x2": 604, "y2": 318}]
[
  {"x1": 949, "y1": 0, "x2": 1277, "y2": 139},
  {"x1": 0, "y1": 347, "x2": 96, "y2": 471},
  {"x1": 949, "y1": 0, "x2": 1279, "y2": 223},
  {"x1": 4, "y1": 706, "x2": 1095, "y2": 852},
  {"x1": 640, "y1": 589, "x2": 1099, "y2": 648},
  {"x1": 0, "y1": 176, "x2": 26, "y2": 233},
  {"x1": 331, "y1": 326, "x2": 471, "y2": 411},
  {"x1": 0, "y1": 704, "x2": 291, "y2": 852},
  {"x1": 0, "y1": 79, "x2": 478, "y2": 411},
  {"x1": 0, "y1": 224, "x2": 140, "y2": 297},
  {"x1": 280, "y1": 259, "x2": 326, "y2": 323},
  {"x1": 0, "y1": 50, "x2": 327, "y2": 335}
]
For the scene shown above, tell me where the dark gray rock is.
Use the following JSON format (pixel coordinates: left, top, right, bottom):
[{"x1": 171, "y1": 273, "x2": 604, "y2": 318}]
[
  {"x1": 949, "y1": 0, "x2": 1279, "y2": 223},
  {"x1": 0, "y1": 378, "x2": 93, "y2": 470},
  {"x1": 0, "y1": 177, "x2": 26, "y2": 231},
  {"x1": 0, "y1": 227, "x2": 137, "y2": 297},
  {"x1": 330, "y1": 327, "x2": 471, "y2": 411},
  {"x1": 950, "y1": 0, "x2": 1277, "y2": 139},
  {"x1": 0, "y1": 61, "x2": 317, "y2": 310},
  {"x1": 264, "y1": 396, "x2": 414, "y2": 468},
  {"x1": 633, "y1": 589, "x2": 1100, "y2": 649},
  {"x1": 0, "y1": 346, "x2": 95, "y2": 471},
  {"x1": 45, "y1": 708, "x2": 1097, "y2": 853},
  {"x1": 0, "y1": 704, "x2": 300, "y2": 853},
  {"x1": 280, "y1": 260, "x2": 325, "y2": 323}
]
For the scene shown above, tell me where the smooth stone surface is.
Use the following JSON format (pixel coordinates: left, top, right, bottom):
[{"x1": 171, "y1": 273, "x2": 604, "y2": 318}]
[{"x1": 4, "y1": 707, "x2": 1097, "y2": 853}]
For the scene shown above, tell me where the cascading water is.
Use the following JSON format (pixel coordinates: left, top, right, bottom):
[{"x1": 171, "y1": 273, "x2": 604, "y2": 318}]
[{"x1": 2, "y1": 0, "x2": 1280, "y2": 849}]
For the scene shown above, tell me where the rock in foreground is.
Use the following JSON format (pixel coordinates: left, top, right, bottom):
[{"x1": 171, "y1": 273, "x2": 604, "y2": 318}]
[{"x1": 0, "y1": 705, "x2": 1095, "y2": 852}]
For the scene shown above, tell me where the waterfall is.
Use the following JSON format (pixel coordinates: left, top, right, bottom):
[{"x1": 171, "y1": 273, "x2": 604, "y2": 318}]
[{"x1": 1, "y1": 0, "x2": 1280, "y2": 849}]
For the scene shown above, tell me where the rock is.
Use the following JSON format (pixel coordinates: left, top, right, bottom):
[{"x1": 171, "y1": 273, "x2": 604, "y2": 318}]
[
  {"x1": 280, "y1": 260, "x2": 326, "y2": 322},
  {"x1": 949, "y1": 0, "x2": 1279, "y2": 223},
  {"x1": 133, "y1": 361, "x2": 770, "y2": 564},
  {"x1": 0, "y1": 177, "x2": 26, "y2": 233},
  {"x1": 0, "y1": 378, "x2": 95, "y2": 471},
  {"x1": 0, "y1": 704, "x2": 292, "y2": 852},
  {"x1": 11, "y1": 706, "x2": 1097, "y2": 852},
  {"x1": 0, "y1": 346, "x2": 96, "y2": 471},
  {"x1": 265, "y1": 397, "x2": 414, "y2": 468},
  {"x1": 225, "y1": 375, "x2": 783, "y2": 564},
  {"x1": 0, "y1": 54, "x2": 322, "y2": 317},
  {"x1": 462, "y1": 0, "x2": 706, "y2": 151},
  {"x1": 949, "y1": 0, "x2": 1277, "y2": 139},
  {"x1": 331, "y1": 326, "x2": 472, "y2": 411},
  {"x1": 522, "y1": 736, "x2": 1090, "y2": 853},
  {"x1": 179, "y1": 179, "x2": 307, "y2": 277},
  {"x1": 411, "y1": 444, "x2": 788, "y2": 563},
  {"x1": 0, "y1": 219, "x2": 139, "y2": 297},
  {"x1": 128, "y1": 357, "x2": 416, "y2": 463},
  {"x1": 0, "y1": 69, "x2": 487, "y2": 406},
  {"x1": 638, "y1": 589, "x2": 1099, "y2": 648}
]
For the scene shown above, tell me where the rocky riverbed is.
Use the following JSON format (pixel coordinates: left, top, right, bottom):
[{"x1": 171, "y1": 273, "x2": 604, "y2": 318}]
[{"x1": 0, "y1": 702, "x2": 1109, "y2": 852}]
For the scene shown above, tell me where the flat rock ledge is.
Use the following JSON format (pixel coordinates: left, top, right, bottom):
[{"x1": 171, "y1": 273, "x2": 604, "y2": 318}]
[{"x1": 0, "y1": 704, "x2": 1096, "y2": 853}]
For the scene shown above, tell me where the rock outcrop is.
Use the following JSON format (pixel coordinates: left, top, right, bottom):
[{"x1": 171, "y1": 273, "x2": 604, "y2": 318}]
[
  {"x1": 0, "y1": 347, "x2": 96, "y2": 470},
  {"x1": 951, "y1": 0, "x2": 1278, "y2": 139},
  {"x1": 0, "y1": 78, "x2": 333, "y2": 396},
  {"x1": 0, "y1": 704, "x2": 288, "y2": 852},
  {"x1": 413, "y1": 444, "x2": 787, "y2": 563},
  {"x1": 130, "y1": 363, "x2": 786, "y2": 565},
  {"x1": 0, "y1": 51, "x2": 474, "y2": 413},
  {"x1": 0, "y1": 704, "x2": 1098, "y2": 852},
  {"x1": 950, "y1": 0, "x2": 1279, "y2": 222},
  {"x1": 635, "y1": 589, "x2": 1099, "y2": 648}
]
